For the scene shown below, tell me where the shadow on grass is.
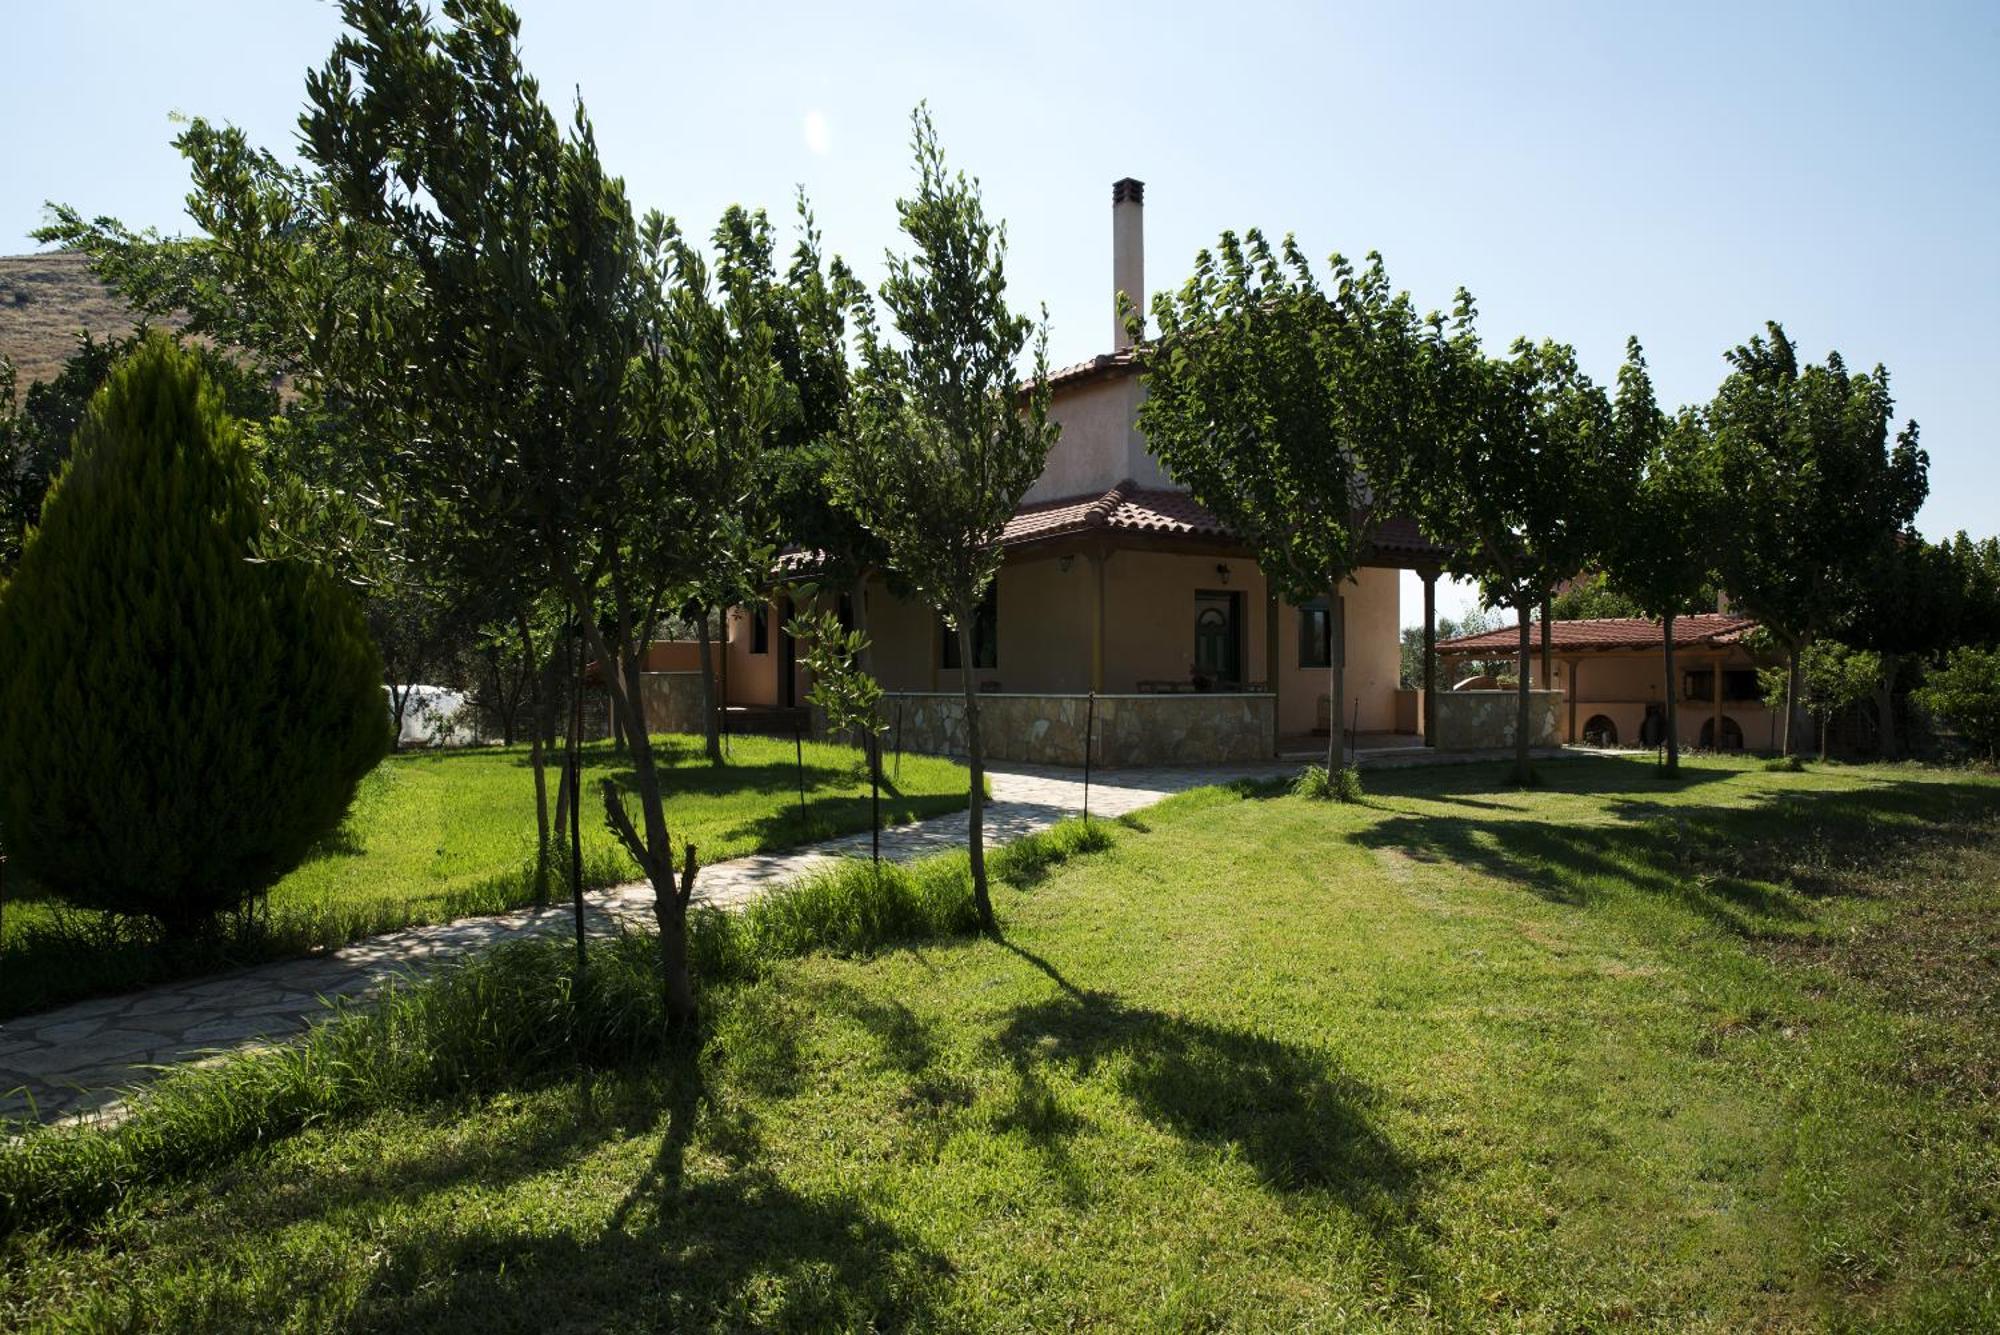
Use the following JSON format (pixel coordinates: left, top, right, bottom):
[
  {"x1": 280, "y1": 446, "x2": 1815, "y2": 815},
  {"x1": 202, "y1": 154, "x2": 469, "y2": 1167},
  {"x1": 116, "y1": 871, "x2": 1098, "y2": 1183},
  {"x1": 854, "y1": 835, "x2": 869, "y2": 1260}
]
[
  {"x1": 1355, "y1": 766, "x2": 2000, "y2": 938},
  {"x1": 992, "y1": 942, "x2": 1413, "y2": 1208},
  {"x1": 131, "y1": 1054, "x2": 948, "y2": 1331},
  {"x1": 366, "y1": 1062, "x2": 945, "y2": 1331}
]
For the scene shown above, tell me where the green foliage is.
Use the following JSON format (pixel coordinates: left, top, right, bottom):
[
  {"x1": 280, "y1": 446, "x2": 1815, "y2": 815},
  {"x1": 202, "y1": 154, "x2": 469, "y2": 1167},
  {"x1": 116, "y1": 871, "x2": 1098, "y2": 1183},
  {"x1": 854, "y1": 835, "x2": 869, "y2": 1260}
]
[
  {"x1": 1914, "y1": 647, "x2": 2000, "y2": 762},
  {"x1": 1406, "y1": 320, "x2": 1633, "y2": 778},
  {"x1": 0, "y1": 816, "x2": 1118, "y2": 1242},
  {"x1": 1757, "y1": 640, "x2": 1880, "y2": 751},
  {"x1": 1707, "y1": 323, "x2": 1927, "y2": 755},
  {"x1": 1598, "y1": 346, "x2": 1721, "y2": 624},
  {"x1": 0, "y1": 335, "x2": 386, "y2": 935},
  {"x1": 1291, "y1": 764, "x2": 1365, "y2": 803},
  {"x1": 828, "y1": 105, "x2": 1058, "y2": 928},
  {"x1": 1550, "y1": 572, "x2": 1648, "y2": 619},
  {"x1": 832, "y1": 106, "x2": 1056, "y2": 632},
  {"x1": 0, "y1": 734, "x2": 972, "y2": 1018},
  {"x1": 0, "y1": 933, "x2": 676, "y2": 1241},
  {"x1": 1140, "y1": 237, "x2": 1420, "y2": 605},
  {"x1": 785, "y1": 603, "x2": 883, "y2": 739},
  {"x1": 0, "y1": 329, "x2": 277, "y2": 573}
]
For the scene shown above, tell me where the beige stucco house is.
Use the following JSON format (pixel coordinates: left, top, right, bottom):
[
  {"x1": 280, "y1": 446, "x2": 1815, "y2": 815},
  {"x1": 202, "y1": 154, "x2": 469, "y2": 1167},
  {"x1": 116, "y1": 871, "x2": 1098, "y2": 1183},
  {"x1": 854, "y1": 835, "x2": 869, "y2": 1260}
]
[{"x1": 717, "y1": 177, "x2": 1451, "y2": 766}]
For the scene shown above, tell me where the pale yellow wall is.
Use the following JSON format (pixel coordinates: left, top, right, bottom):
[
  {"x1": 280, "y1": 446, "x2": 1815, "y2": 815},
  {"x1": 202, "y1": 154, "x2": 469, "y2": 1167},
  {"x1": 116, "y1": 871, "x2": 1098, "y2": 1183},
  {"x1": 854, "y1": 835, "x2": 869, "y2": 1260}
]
[
  {"x1": 862, "y1": 579, "x2": 935, "y2": 693},
  {"x1": 1100, "y1": 550, "x2": 1269, "y2": 693},
  {"x1": 1272, "y1": 565, "x2": 1401, "y2": 736},
  {"x1": 723, "y1": 601, "x2": 783, "y2": 707},
  {"x1": 1024, "y1": 375, "x2": 1171, "y2": 504},
  {"x1": 855, "y1": 548, "x2": 1403, "y2": 741}
]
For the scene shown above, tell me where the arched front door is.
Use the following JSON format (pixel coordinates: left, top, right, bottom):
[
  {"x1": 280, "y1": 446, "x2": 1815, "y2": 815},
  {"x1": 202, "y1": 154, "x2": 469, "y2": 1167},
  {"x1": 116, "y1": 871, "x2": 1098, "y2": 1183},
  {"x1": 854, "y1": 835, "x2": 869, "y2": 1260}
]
[{"x1": 1193, "y1": 591, "x2": 1242, "y2": 687}]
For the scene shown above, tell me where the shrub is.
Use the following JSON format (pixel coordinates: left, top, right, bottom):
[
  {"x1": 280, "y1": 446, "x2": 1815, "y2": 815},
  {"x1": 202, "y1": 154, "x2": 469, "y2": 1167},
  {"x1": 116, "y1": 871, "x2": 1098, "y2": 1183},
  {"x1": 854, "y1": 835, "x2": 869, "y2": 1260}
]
[
  {"x1": 0, "y1": 335, "x2": 387, "y2": 938},
  {"x1": 1764, "y1": 755, "x2": 1807, "y2": 773},
  {"x1": 1291, "y1": 764, "x2": 1364, "y2": 803},
  {"x1": 1914, "y1": 647, "x2": 2000, "y2": 763}
]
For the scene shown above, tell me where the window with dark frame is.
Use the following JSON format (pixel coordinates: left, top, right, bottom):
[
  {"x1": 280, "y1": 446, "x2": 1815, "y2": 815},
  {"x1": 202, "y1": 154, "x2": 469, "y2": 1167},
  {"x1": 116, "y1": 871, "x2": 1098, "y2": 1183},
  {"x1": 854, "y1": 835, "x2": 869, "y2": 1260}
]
[
  {"x1": 940, "y1": 586, "x2": 998, "y2": 669},
  {"x1": 1297, "y1": 596, "x2": 1344, "y2": 669},
  {"x1": 1682, "y1": 668, "x2": 1764, "y2": 703},
  {"x1": 750, "y1": 604, "x2": 769, "y2": 655}
]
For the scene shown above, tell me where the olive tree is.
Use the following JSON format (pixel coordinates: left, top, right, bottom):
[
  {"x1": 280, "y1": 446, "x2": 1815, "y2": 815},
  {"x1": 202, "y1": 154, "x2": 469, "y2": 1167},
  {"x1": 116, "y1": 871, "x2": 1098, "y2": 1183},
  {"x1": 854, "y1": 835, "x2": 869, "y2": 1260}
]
[{"x1": 828, "y1": 107, "x2": 1058, "y2": 933}]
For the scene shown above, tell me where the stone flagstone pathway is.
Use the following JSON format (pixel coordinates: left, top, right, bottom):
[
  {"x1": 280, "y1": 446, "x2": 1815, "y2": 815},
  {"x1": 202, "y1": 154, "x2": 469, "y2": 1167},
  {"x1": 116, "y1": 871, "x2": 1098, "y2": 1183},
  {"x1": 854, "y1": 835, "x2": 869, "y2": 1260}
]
[{"x1": 0, "y1": 760, "x2": 1293, "y2": 1125}]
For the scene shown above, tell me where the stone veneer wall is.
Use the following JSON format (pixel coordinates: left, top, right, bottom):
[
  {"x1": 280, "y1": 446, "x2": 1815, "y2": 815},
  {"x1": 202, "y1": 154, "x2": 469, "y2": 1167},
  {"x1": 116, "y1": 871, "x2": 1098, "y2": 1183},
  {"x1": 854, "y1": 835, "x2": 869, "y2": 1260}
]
[
  {"x1": 636, "y1": 671, "x2": 710, "y2": 736},
  {"x1": 1433, "y1": 689, "x2": 1562, "y2": 751},
  {"x1": 882, "y1": 692, "x2": 1274, "y2": 768}
]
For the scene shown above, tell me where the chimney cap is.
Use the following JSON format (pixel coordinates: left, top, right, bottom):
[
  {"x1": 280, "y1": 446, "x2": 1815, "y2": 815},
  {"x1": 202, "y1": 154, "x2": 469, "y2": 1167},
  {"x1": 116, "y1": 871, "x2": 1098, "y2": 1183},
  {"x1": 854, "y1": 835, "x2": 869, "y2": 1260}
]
[{"x1": 1112, "y1": 177, "x2": 1145, "y2": 205}]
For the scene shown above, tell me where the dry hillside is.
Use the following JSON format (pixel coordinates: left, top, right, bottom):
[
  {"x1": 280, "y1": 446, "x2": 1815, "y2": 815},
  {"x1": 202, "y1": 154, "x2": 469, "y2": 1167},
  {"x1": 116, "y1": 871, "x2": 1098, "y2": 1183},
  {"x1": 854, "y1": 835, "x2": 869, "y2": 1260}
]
[{"x1": 0, "y1": 251, "x2": 159, "y2": 392}]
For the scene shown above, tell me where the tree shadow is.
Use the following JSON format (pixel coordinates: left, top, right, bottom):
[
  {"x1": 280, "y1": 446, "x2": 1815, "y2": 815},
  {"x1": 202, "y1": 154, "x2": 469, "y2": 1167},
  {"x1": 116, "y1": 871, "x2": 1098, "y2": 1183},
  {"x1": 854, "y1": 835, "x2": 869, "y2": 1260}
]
[
  {"x1": 1354, "y1": 769, "x2": 2000, "y2": 938},
  {"x1": 990, "y1": 943, "x2": 1414, "y2": 1211},
  {"x1": 163, "y1": 1046, "x2": 948, "y2": 1331}
]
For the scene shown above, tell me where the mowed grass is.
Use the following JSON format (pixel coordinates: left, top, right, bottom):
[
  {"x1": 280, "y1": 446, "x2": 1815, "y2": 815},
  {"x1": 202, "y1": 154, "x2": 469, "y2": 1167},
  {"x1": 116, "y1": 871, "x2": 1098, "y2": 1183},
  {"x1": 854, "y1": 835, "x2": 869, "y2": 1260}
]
[
  {"x1": 0, "y1": 734, "x2": 971, "y2": 1019},
  {"x1": 5, "y1": 755, "x2": 1999, "y2": 1330}
]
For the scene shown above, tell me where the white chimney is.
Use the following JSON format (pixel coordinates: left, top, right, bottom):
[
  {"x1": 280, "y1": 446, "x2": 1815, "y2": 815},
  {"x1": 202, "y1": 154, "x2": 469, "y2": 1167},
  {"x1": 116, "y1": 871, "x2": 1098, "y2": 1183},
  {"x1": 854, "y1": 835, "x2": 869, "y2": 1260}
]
[{"x1": 1112, "y1": 177, "x2": 1145, "y2": 351}]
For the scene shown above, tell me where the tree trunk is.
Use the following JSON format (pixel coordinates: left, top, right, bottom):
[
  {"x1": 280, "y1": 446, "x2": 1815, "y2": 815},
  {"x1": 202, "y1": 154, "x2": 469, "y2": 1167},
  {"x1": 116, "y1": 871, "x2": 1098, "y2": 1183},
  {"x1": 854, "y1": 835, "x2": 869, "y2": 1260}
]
[
  {"x1": 1783, "y1": 648, "x2": 1803, "y2": 758},
  {"x1": 1325, "y1": 582, "x2": 1346, "y2": 772},
  {"x1": 1513, "y1": 603, "x2": 1533, "y2": 783},
  {"x1": 1662, "y1": 611, "x2": 1679, "y2": 772},
  {"x1": 655, "y1": 889, "x2": 696, "y2": 1024},
  {"x1": 387, "y1": 682, "x2": 413, "y2": 752},
  {"x1": 565, "y1": 554, "x2": 697, "y2": 1030},
  {"x1": 852, "y1": 573, "x2": 873, "y2": 676},
  {"x1": 516, "y1": 611, "x2": 551, "y2": 903},
  {"x1": 957, "y1": 610, "x2": 993, "y2": 933},
  {"x1": 696, "y1": 607, "x2": 722, "y2": 765},
  {"x1": 1876, "y1": 653, "x2": 1900, "y2": 760}
]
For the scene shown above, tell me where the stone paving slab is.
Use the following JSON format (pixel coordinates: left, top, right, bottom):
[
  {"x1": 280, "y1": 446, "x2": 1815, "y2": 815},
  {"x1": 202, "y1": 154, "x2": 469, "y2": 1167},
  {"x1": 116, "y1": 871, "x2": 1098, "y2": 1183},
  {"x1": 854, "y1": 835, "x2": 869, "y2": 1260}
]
[{"x1": 0, "y1": 760, "x2": 1293, "y2": 1126}]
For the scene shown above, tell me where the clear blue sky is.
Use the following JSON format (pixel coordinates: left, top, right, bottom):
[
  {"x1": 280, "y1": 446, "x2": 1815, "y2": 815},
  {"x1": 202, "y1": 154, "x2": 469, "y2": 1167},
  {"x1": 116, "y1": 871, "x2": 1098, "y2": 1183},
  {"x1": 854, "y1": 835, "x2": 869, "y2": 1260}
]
[{"x1": 5, "y1": 1, "x2": 1995, "y2": 624}]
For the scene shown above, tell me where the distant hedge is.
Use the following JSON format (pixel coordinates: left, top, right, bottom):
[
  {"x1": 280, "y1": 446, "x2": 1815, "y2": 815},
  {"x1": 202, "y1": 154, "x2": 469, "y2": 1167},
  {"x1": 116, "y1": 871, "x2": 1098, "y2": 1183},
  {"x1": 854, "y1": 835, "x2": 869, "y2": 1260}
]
[{"x1": 0, "y1": 333, "x2": 387, "y2": 937}]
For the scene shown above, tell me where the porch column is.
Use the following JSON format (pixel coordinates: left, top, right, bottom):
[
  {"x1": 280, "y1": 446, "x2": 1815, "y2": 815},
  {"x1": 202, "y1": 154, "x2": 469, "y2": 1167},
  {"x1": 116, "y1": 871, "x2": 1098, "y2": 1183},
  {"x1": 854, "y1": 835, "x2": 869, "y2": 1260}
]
[
  {"x1": 1421, "y1": 566, "x2": 1438, "y2": 747},
  {"x1": 1568, "y1": 656, "x2": 1580, "y2": 743},
  {"x1": 1089, "y1": 549, "x2": 1107, "y2": 693},
  {"x1": 1712, "y1": 652, "x2": 1723, "y2": 751}
]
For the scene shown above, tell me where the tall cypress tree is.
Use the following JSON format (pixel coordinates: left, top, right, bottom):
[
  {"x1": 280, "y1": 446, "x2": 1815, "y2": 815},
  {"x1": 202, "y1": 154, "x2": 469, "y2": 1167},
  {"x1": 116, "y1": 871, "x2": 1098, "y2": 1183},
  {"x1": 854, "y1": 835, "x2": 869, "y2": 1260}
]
[{"x1": 0, "y1": 334, "x2": 387, "y2": 938}]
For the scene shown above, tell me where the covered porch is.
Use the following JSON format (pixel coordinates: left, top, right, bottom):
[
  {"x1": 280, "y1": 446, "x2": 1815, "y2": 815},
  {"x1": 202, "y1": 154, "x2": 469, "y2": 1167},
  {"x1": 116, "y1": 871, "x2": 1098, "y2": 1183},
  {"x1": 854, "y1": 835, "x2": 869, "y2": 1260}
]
[{"x1": 1435, "y1": 614, "x2": 1775, "y2": 751}]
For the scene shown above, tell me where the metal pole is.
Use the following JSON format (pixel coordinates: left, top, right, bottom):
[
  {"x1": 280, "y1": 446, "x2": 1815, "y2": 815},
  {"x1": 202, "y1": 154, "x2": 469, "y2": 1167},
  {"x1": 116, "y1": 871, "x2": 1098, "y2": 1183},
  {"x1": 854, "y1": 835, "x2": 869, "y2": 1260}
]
[
  {"x1": 870, "y1": 726, "x2": 881, "y2": 866},
  {"x1": 894, "y1": 699, "x2": 904, "y2": 781},
  {"x1": 1084, "y1": 691, "x2": 1096, "y2": 823}
]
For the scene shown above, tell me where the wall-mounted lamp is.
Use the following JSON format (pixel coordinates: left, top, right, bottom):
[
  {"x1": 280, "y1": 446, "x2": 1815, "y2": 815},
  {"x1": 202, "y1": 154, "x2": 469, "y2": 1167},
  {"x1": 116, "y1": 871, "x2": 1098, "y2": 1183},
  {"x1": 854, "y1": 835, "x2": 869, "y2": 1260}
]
[
  {"x1": 1215, "y1": 563, "x2": 1231, "y2": 585},
  {"x1": 1058, "y1": 554, "x2": 1075, "y2": 574}
]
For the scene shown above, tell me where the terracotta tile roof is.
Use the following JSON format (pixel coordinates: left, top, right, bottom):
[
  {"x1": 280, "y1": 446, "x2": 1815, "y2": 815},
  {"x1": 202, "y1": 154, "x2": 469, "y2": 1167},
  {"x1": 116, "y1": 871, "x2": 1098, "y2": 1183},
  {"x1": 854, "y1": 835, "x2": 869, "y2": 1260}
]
[
  {"x1": 774, "y1": 483, "x2": 1452, "y2": 578},
  {"x1": 1033, "y1": 349, "x2": 1142, "y2": 394},
  {"x1": 1437, "y1": 613, "x2": 1760, "y2": 656},
  {"x1": 1002, "y1": 480, "x2": 1230, "y2": 545},
  {"x1": 1001, "y1": 482, "x2": 1449, "y2": 566}
]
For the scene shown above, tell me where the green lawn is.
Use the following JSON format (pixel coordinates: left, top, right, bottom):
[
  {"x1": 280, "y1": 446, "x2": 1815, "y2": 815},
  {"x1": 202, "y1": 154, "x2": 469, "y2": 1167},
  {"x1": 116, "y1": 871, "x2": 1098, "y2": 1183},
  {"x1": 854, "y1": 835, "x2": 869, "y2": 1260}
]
[
  {"x1": 6, "y1": 755, "x2": 1998, "y2": 1330},
  {"x1": 0, "y1": 734, "x2": 971, "y2": 1019}
]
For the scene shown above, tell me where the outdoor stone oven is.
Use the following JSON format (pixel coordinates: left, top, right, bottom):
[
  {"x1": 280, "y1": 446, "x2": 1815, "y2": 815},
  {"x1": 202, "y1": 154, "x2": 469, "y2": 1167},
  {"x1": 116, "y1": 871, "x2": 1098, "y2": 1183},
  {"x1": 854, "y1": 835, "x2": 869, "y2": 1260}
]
[{"x1": 881, "y1": 691, "x2": 1275, "y2": 768}]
